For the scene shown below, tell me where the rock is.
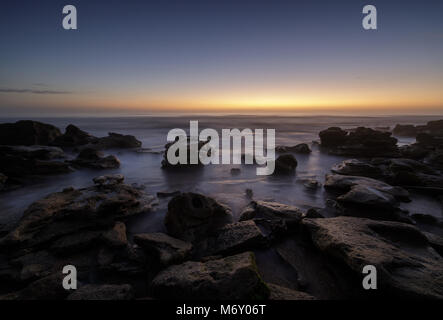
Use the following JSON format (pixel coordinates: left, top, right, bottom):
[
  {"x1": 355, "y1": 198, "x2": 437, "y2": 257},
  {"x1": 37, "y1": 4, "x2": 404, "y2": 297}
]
[
  {"x1": 151, "y1": 252, "x2": 269, "y2": 300},
  {"x1": 67, "y1": 284, "x2": 134, "y2": 300},
  {"x1": 0, "y1": 173, "x2": 7, "y2": 190},
  {"x1": 240, "y1": 201, "x2": 303, "y2": 223},
  {"x1": 302, "y1": 216, "x2": 443, "y2": 299},
  {"x1": 399, "y1": 144, "x2": 429, "y2": 159},
  {"x1": 133, "y1": 233, "x2": 192, "y2": 267},
  {"x1": 92, "y1": 132, "x2": 142, "y2": 149},
  {"x1": 0, "y1": 145, "x2": 72, "y2": 182},
  {"x1": 50, "y1": 230, "x2": 102, "y2": 254},
  {"x1": 93, "y1": 174, "x2": 125, "y2": 186},
  {"x1": 276, "y1": 143, "x2": 311, "y2": 154},
  {"x1": 102, "y1": 222, "x2": 127, "y2": 248},
  {"x1": 303, "y1": 179, "x2": 321, "y2": 190},
  {"x1": 303, "y1": 208, "x2": 324, "y2": 219},
  {"x1": 52, "y1": 124, "x2": 96, "y2": 147},
  {"x1": 69, "y1": 148, "x2": 120, "y2": 169},
  {"x1": 393, "y1": 124, "x2": 417, "y2": 137},
  {"x1": 200, "y1": 221, "x2": 266, "y2": 256},
  {"x1": 245, "y1": 188, "x2": 253, "y2": 199},
  {"x1": 230, "y1": 168, "x2": 241, "y2": 175},
  {"x1": 0, "y1": 120, "x2": 61, "y2": 146},
  {"x1": 422, "y1": 232, "x2": 443, "y2": 257},
  {"x1": 337, "y1": 184, "x2": 399, "y2": 209},
  {"x1": 331, "y1": 159, "x2": 384, "y2": 179},
  {"x1": 0, "y1": 176, "x2": 155, "y2": 250},
  {"x1": 411, "y1": 213, "x2": 439, "y2": 225},
  {"x1": 324, "y1": 174, "x2": 410, "y2": 202},
  {"x1": 156, "y1": 190, "x2": 181, "y2": 198},
  {"x1": 273, "y1": 154, "x2": 297, "y2": 174},
  {"x1": 165, "y1": 193, "x2": 233, "y2": 242},
  {"x1": 1, "y1": 273, "x2": 68, "y2": 300},
  {"x1": 319, "y1": 127, "x2": 348, "y2": 147},
  {"x1": 320, "y1": 127, "x2": 399, "y2": 157},
  {"x1": 161, "y1": 137, "x2": 208, "y2": 169},
  {"x1": 267, "y1": 283, "x2": 315, "y2": 300},
  {"x1": 0, "y1": 145, "x2": 64, "y2": 160}
]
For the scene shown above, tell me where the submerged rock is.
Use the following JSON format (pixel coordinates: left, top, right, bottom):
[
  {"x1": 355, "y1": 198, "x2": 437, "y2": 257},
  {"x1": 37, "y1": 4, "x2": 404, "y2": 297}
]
[
  {"x1": 302, "y1": 216, "x2": 443, "y2": 299},
  {"x1": 273, "y1": 154, "x2": 298, "y2": 174},
  {"x1": 151, "y1": 252, "x2": 269, "y2": 300},
  {"x1": 0, "y1": 120, "x2": 61, "y2": 146},
  {"x1": 0, "y1": 173, "x2": 7, "y2": 190},
  {"x1": 165, "y1": 193, "x2": 233, "y2": 242},
  {"x1": 68, "y1": 148, "x2": 120, "y2": 169},
  {"x1": 276, "y1": 143, "x2": 311, "y2": 154}
]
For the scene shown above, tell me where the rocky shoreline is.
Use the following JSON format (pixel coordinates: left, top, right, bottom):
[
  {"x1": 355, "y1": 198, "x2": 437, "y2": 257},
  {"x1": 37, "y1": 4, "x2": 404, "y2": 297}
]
[{"x1": 0, "y1": 119, "x2": 442, "y2": 300}]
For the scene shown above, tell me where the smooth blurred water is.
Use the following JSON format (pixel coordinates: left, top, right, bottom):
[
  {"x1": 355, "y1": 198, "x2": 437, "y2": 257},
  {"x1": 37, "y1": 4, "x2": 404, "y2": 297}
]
[{"x1": 0, "y1": 115, "x2": 442, "y2": 230}]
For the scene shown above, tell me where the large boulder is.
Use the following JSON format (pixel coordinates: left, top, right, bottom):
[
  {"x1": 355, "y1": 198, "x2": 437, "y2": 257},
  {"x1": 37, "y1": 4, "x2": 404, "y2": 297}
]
[
  {"x1": 52, "y1": 124, "x2": 96, "y2": 147},
  {"x1": 273, "y1": 154, "x2": 298, "y2": 174},
  {"x1": 0, "y1": 145, "x2": 72, "y2": 181},
  {"x1": 68, "y1": 148, "x2": 120, "y2": 169},
  {"x1": 320, "y1": 127, "x2": 399, "y2": 157},
  {"x1": 165, "y1": 193, "x2": 233, "y2": 242},
  {"x1": 0, "y1": 175, "x2": 155, "y2": 250},
  {"x1": 302, "y1": 217, "x2": 443, "y2": 299},
  {"x1": 393, "y1": 124, "x2": 417, "y2": 137},
  {"x1": 331, "y1": 159, "x2": 384, "y2": 179},
  {"x1": 151, "y1": 252, "x2": 270, "y2": 300},
  {"x1": 93, "y1": 132, "x2": 142, "y2": 149},
  {"x1": 161, "y1": 137, "x2": 208, "y2": 169},
  {"x1": 0, "y1": 120, "x2": 61, "y2": 146},
  {"x1": 319, "y1": 127, "x2": 348, "y2": 147},
  {"x1": 133, "y1": 233, "x2": 192, "y2": 267}
]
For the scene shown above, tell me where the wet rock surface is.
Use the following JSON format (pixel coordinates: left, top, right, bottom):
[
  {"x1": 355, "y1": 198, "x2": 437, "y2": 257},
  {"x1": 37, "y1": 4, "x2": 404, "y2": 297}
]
[
  {"x1": 0, "y1": 120, "x2": 61, "y2": 146},
  {"x1": 273, "y1": 154, "x2": 298, "y2": 174},
  {"x1": 151, "y1": 252, "x2": 270, "y2": 300},
  {"x1": 302, "y1": 216, "x2": 443, "y2": 299},
  {"x1": 276, "y1": 143, "x2": 311, "y2": 154},
  {"x1": 164, "y1": 192, "x2": 233, "y2": 243}
]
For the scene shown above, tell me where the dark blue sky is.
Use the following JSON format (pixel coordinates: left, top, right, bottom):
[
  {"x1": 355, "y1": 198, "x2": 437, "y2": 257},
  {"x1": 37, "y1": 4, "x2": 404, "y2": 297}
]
[{"x1": 1, "y1": 0, "x2": 442, "y2": 115}]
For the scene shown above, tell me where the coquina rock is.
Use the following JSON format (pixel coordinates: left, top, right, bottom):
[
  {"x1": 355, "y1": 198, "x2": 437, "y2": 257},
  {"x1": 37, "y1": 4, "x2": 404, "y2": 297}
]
[
  {"x1": 151, "y1": 252, "x2": 270, "y2": 300},
  {"x1": 0, "y1": 120, "x2": 61, "y2": 146},
  {"x1": 302, "y1": 216, "x2": 443, "y2": 299},
  {"x1": 165, "y1": 193, "x2": 233, "y2": 242}
]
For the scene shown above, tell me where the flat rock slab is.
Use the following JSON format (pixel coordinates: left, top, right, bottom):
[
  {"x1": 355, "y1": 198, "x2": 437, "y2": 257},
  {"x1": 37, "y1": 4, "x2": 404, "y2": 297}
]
[
  {"x1": 134, "y1": 232, "x2": 192, "y2": 267},
  {"x1": 302, "y1": 216, "x2": 443, "y2": 299},
  {"x1": 151, "y1": 251, "x2": 269, "y2": 300}
]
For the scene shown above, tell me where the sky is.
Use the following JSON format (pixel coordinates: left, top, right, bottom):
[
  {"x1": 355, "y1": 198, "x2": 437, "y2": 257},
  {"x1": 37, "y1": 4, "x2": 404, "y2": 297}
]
[{"x1": 0, "y1": 0, "x2": 442, "y2": 116}]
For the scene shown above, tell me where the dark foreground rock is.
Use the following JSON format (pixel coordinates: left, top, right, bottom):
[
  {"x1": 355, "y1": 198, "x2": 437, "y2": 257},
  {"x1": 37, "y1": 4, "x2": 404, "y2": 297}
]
[
  {"x1": 151, "y1": 252, "x2": 270, "y2": 300},
  {"x1": 240, "y1": 201, "x2": 303, "y2": 239},
  {"x1": 133, "y1": 233, "x2": 192, "y2": 267},
  {"x1": 67, "y1": 284, "x2": 134, "y2": 300},
  {"x1": 302, "y1": 216, "x2": 443, "y2": 299},
  {"x1": 198, "y1": 220, "x2": 266, "y2": 257},
  {"x1": 0, "y1": 145, "x2": 72, "y2": 186},
  {"x1": 165, "y1": 193, "x2": 233, "y2": 242},
  {"x1": 267, "y1": 283, "x2": 315, "y2": 300},
  {"x1": 319, "y1": 127, "x2": 399, "y2": 157},
  {"x1": 0, "y1": 120, "x2": 61, "y2": 146},
  {"x1": 0, "y1": 175, "x2": 156, "y2": 300}
]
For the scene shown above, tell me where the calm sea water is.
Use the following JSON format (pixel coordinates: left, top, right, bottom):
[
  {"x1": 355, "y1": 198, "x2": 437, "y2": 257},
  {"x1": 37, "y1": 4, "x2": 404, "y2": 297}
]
[{"x1": 1, "y1": 115, "x2": 442, "y2": 232}]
